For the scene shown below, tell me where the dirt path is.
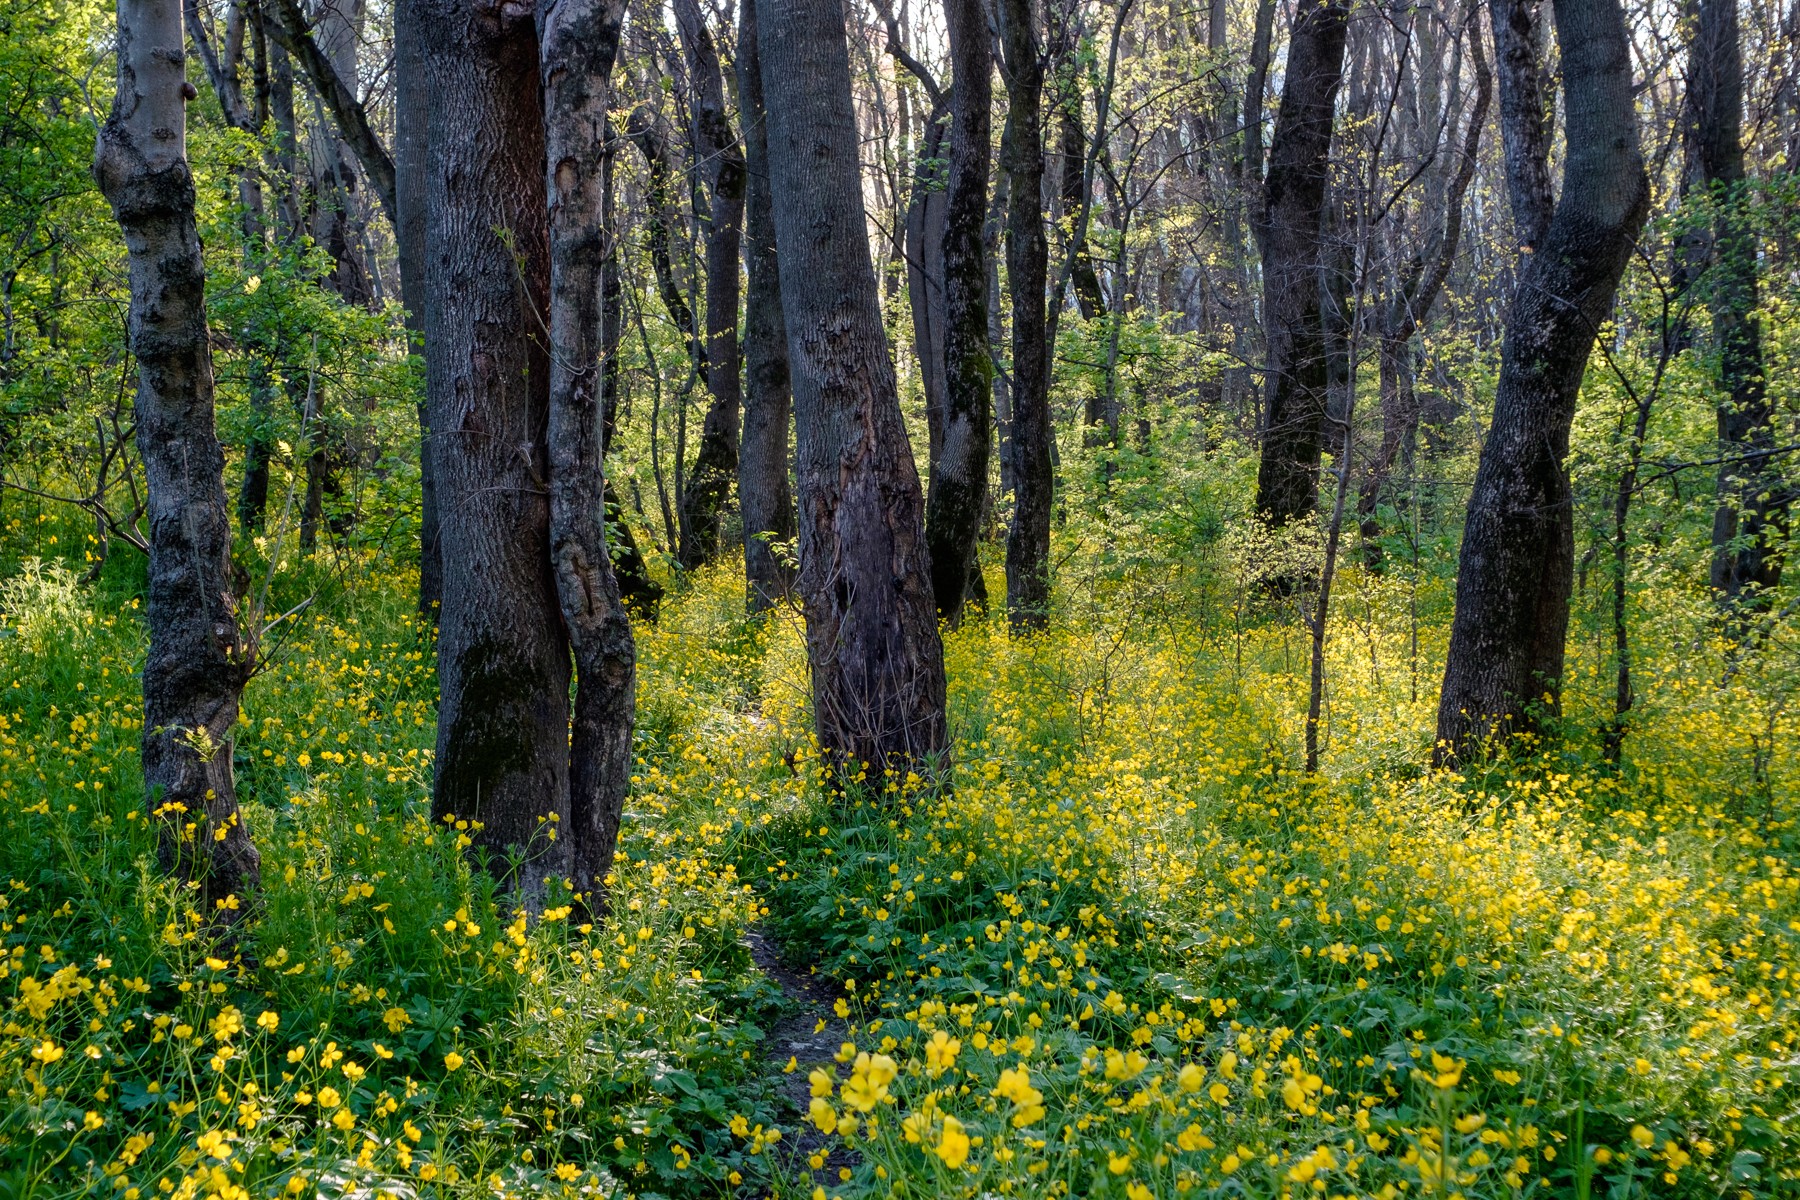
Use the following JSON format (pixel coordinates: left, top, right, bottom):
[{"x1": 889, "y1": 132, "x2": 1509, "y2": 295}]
[{"x1": 746, "y1": 929, "x2": 861, "y2": 1193}]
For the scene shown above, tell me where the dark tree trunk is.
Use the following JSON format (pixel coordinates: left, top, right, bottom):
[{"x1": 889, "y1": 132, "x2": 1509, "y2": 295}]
[
  {"x1": 1436, "y1": 0, "x2": 1649, "y2": 761},
  {"x1": 738, "y1": 0, "x2": 796, "y2": 613},
  {"x1": 757, "y1": 0, "x2": 950, "y2": 783},
  {"x1": 997, "y1": 0, "x2": 1053, "y2": 631},
  {"x1": 1058, "y1": 82, "x2": 1104, "y2": 324},
  {"x1": 674, "y1": 0, "x2": 745, "y2": 571},
  {"x1": 927, "y1": 0, "x2": 994, "y2": 627},
  {"x1": 394, "y1": 0, "x2": 441, "y2": 619},
  {"x1": 1488, "y1": 0, "x2": 1555, "y2": 251},
  {"x1": 539, "y1": 0, "x2": 635, "y2": 906},
  {"x1": 1250, "y1": 0, "x2": 1350, "y2": 526},
  {"x1": 420, "y1": 0, "x2": 571, "y2": 893},
  {"x1": 95, "y1": 0, "x2": 260, "y2": 912},
  {"x1": 1689, "y1": 0, "x2": 1784, "y2": 605}
]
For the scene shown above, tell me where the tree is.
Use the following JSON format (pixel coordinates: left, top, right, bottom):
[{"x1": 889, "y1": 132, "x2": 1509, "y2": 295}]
[
  {"x1": 996, "y1": 0, "x2": 1053, "y2": 631},
  {"x1": 419, "y1": 0, "x2": 571, "y2": 893},
  {"x1": 756, "y1": 0, "x2": 949, "y2": 782},
  {"x1": 538, "y1": 0, "x2": 635, "y2": 905},
  {"x1": 95, "y1": 0, "x2": 260, "y2": 912},
  {"x1": 673, "y1": 0, "x2": 745, "y2": 572},
  {"x1": 1250, "y1": 0, "x2": 1351, "y2": 526},
  {"x1": 1688, "y1": 0, "x2": 1784, "y2": 607},
  {"x1": 1435, "y1": 0, "x2": 1649, "y2": 761},
  {"x1": 737, "y1": 0, "x2": 796, "y2": 613},
  {"x1": 926, "y1": 0, "x2": 994, "y2": 627}
]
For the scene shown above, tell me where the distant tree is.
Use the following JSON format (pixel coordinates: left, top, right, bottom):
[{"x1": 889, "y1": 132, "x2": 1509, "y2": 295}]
[
  {"x1": 95, "y1": 0, "x2": 260, "y2": 913},
  {"x1": 1436, "y1": 0, "x2": 1650, "y2": 761},
  {"x1": 756, "y1": 0, "x2": 949, "y2": 782}
]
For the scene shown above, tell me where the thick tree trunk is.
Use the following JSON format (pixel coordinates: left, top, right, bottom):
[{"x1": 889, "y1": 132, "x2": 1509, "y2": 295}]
[
  {"x1": 757, "y1": 0, "x2": 949, "y2": 784},
  {"x1": 1487, "y1": 0, "x2": 1555, "y2": 251},
  {"x1": 927, "y1": 0, "x2": 995, "y2": 627},
  {"x1": 539, "y1": 0, "x2": 635, "y2": 906},
  {"x1": 420, "y1": 0, "x2": 571, "y2": 892},
  {"x1": 674, "y1": 0, "x2": 745, "y2": 572},
  {"x1": 738, "y1": 0, "x2": 796, "y2": 613},
  {"x1": 997, "y1": 0, "x2": 1053, "y2": 631},
  {"x1": 95, "y1": 0, "x2": 260, "y2": 912},
  {"x1": 1436, "y1": 0, "x2": 1648, "y2": 761},
  {"x1": 1689, "y1": 0, "x2": 1784, "y2": 605},
  {"x1": 394, "y1": 0, "x2": 441, "y2": 619},
  {"x1": 1250, "y1": 0, "x2": 1350, "y2": 526}
]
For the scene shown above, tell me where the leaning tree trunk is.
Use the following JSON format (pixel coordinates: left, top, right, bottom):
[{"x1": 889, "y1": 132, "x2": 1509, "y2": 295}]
[
  {"x1": 1689, "y1": 0, "x2": 1784, "y2": 607},
  {"x1": 539, "y1": 0, "x2": 635, "y2": 906},
  {"x1": 997, "y1": 0, "x2": 1053, "y2": 631},
  {"x1": 1435, "y1": 0, "x2": 1649, "y2": 761},
  {"x1": 95, "y1": 0, "x2": 260, "y2": 912},
  {"x1": 927, "y1": 0, "x2": 995, "y2": 627},
  {"x1": 1250, "y1": 0, "x2": 1351, "y2": 526},
  {"x1": 757, "y1": 0, "x2": 950, "y2": 784},
  {"x1": 420, "y1": 0, "x2": 572, "y2": 892},
  {"x1": 738, "y1": 0, "x2": 796, "y2": 613},
  {"x1": 674, "y1": 0, "x2": 745, "y2": 572}
]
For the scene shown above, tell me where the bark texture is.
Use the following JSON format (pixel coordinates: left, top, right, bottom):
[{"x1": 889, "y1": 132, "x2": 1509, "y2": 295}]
[
  {"x1": 1688, "y1": 0, "x2": 1784, "y2": 605},
  {"x1": 738, "y1": 0, "x2": 796, "y2": 613},
  {"x1": 394, "y1": 0, "x2": 442, "y2": 618},
  {"x1": 997, "y1": 0, "x2": 1053, "y2": 630},
  {"x1": 420, "y1": 0, "x2": 571, "y2": 891},
  {"x1": 1487, "y1": 0, "x2": 1555, "y2": 250},
  {"x1": 539, "y1": 0, "x2": 635, "y2": 904},
  {"x1": 1436, "y1": 0, "x2": 1649, "y2": 760},
  {"x1": 927, "y1": 0, "x2": 995, "y2": 626},
  {"x1": 95, "y1": 0, "x2": 260, "y2": 911},
  {"x1": 757, "y1": 0, "x2": 950, "y2": 782},
  {"x1": 1250, "y1": 0, "x2": 1350, "y2": 526},
  {"x1": 674, "y1": 0, "x2": 745, "y2": 571}
]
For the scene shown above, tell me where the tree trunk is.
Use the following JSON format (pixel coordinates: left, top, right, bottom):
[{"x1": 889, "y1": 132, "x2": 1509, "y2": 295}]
[
  {"x1": 598, "y1": 133, "x2": 664, "y2": 621},
  {"x1": 1435, "y1": 0, "x2": 1648, "y2": 761},
  {"x1": 1250, "y1": 0, "x2": 1350, "y2": 526},
  {"x1": 1487, "y1": 0, "x2": 1555, "y2": 251},
  {"x1": 738, "y1": 0, "x2": 796, "y2": 614},
  {"x1": 757, "y1": 0, "x2": 950, "y2": 783},
  {"x1": 674, "y1": 0, "x2": 745, "y2": 572},
  {"x1": 394, "y1": 0, "x2": 441, "y2": 619},
  {"x1": 538, "y1": 0, "x2": 635, "y2": 907},
  {"x1": 997, "y1": 0, "x2": 1053, "y2": 631},
  {"x1": 420, "y1": 0, "x2": 571, "y2": 893},
  {"x1": 907, "y1": 106, "x2": 950, "y2": 471},
  {"x1": 927, "y1": 0, "x2": 994, "y2": 627},
  {"x1": 95, "y1": 0, "x2": 260, "y2": 913},
  {"x1": 1689, "y1": 0, "x2": 1784, "y2": 606}
]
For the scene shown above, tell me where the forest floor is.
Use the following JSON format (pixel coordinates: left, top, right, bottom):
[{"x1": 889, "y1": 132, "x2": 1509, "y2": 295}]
[{"x1": 0, "y1": 554, "x2": 1796, "y2": 1199}]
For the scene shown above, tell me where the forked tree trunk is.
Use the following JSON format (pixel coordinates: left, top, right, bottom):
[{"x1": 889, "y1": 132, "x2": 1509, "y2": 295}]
[
  {"x1": 1250, "y1": 0, "x2": 1351, "y2": 526},
  {"x1": 420, "y1": 0, "x2": 571, "y2": 892},
  {"x1": 96, "y1": 0, "x2": 260, "y2": 912},
  {"x1": 1689, "y1": 0, "x2": 1784, "y2": 606},
  {"x1": 996, "y1": 0, "x2": 1053, "y2": 631},
  {"x1": 927, "y1": 0, "x2": 995, "y2": 627},
  {"x1": 738, "y1": 0, "x2": 796, "y2": 613},
  {"x1": 757, "y1": 0, "x2": 949, "y2": 784},
  {"x1": 539, "y1": 0, "x2": 635, "y2": 906},
  {"x1": 1435, "y1": 0, "x2": 1649, "y2": 761},
  {"x1": 674, "y1": 0, "x2": 745, "y2": 571},
  {"x1": 1488, "y1": 0, "x2": 1554, "y2": 251}
]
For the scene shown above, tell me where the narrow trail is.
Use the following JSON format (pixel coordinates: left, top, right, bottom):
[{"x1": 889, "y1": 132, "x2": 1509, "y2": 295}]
[{"x1": 746, "y1": 929, "x2": 862, "y2": 1193}]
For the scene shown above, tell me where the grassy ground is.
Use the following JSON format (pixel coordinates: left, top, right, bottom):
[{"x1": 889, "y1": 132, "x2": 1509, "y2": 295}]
[{"x1": 1, "y1": 522, "x2": 1796, "y2": 1199}]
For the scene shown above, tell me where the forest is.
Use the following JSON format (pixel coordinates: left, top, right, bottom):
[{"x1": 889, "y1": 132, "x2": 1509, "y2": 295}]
[{"x1": 1, "y1": 0, "x2": 1798, "y2": 1195}]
